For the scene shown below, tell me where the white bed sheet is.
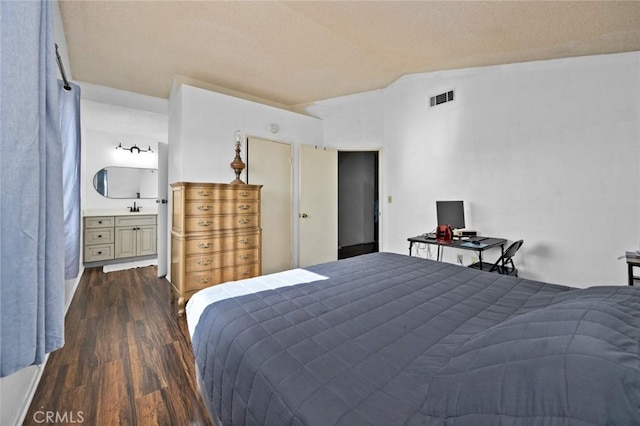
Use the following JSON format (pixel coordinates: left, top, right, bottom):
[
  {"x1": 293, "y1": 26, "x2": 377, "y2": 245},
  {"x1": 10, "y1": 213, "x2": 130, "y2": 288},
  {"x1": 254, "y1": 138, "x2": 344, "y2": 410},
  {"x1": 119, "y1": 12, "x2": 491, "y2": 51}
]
[{"x1": 186, "y1": 268, "x2": 328, "y2": 338}]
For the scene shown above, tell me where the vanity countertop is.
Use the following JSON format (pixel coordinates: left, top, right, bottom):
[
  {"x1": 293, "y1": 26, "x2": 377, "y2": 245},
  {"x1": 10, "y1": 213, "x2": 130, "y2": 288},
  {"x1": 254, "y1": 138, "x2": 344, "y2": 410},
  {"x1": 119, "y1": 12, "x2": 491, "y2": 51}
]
[{"x1": 83, "y1": 209, "x2": 158, "y2": 217}]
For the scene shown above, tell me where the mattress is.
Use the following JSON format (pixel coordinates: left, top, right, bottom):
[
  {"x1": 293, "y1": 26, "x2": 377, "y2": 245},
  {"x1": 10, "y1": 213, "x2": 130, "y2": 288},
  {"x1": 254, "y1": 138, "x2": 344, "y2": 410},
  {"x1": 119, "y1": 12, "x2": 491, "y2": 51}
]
[{"x1": 189, "y1": 252, "x2": 640, "y2": 425}]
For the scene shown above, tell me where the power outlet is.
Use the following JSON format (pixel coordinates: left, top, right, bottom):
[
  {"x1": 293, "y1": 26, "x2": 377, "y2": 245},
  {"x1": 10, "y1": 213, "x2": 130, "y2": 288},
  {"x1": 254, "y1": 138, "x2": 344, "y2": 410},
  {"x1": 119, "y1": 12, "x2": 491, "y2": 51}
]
[{"x1": 457, "y1": 254, "x2": 464, "y2": 265}]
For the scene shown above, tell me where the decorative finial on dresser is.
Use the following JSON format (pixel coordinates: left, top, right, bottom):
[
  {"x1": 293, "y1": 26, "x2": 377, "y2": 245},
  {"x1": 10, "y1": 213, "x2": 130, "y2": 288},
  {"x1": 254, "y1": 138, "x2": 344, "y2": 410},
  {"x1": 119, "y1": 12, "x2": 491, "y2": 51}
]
[{"x1": 230, "y1": 130, "x2": 246, "y2": 184}]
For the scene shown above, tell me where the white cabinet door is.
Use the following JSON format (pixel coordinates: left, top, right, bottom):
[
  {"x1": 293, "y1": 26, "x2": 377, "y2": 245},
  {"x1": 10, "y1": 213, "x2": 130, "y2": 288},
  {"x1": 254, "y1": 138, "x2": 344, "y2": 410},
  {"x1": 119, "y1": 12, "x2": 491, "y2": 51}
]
[
  {"x1": 137, "y1": 225, "x2": 157, "y2": 256},
  {"x1": 115, "y1": 227, "x2": 136, "y2": 259}
]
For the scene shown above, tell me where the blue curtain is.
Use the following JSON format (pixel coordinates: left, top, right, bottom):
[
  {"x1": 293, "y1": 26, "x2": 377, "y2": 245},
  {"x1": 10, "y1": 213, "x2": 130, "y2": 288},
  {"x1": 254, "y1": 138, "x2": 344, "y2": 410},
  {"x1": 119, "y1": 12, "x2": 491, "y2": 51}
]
[
  {"x1": 60, "y1": 81, "x2": 81, "y2": 280},
  {"x1": 0, "y1": 0, "x2": 65, "y2": 377}
]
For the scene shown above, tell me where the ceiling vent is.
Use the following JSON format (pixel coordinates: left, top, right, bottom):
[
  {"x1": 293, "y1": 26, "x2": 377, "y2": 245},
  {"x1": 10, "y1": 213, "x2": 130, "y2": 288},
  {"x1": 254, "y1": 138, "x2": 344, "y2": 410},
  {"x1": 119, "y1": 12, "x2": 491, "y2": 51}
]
[{"x1": 429, "y1": 90, "x2": 454, "y2": 107}]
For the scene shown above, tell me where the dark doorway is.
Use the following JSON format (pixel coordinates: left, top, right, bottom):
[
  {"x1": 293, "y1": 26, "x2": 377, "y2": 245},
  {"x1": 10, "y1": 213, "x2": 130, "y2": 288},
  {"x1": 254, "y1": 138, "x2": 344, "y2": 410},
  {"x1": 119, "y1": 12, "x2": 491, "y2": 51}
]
[{"x1": 338, "y1": 151, "x2": 379, "y2": 259}]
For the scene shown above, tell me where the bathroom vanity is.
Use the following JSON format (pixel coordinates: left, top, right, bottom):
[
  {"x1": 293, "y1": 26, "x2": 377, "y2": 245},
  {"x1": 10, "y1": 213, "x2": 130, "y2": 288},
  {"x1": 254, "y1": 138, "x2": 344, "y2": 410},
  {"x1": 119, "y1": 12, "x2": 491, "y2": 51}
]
[{"x1": 83, "y1": 211, "x2": 157, "y2": 265}]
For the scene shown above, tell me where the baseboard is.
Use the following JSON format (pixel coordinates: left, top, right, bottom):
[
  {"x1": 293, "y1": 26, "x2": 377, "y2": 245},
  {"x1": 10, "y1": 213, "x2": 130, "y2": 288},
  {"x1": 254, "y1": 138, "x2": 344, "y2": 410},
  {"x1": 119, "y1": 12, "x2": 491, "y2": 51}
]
[
  {"x1": 102, "y1": 258, "x2": 157, "y2": 273},
  {"x1": 65, "y1": 266, "x2": 84, "y2": 314},
  {"x1": 13, "y1": 359, "x2": 48, "y2": 426}
]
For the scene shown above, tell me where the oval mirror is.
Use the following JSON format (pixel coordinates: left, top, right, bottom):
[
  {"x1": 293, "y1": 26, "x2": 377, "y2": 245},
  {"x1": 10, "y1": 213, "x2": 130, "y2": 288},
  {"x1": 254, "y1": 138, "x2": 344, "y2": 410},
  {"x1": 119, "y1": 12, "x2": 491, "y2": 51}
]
[{"x1": 93, "y1": 166, "x2": 158, "y2": 199}]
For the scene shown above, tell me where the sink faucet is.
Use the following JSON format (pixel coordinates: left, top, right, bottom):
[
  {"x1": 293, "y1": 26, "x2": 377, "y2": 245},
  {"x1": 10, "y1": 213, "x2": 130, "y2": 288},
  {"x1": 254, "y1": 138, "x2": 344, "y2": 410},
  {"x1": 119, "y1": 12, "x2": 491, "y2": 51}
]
[{"x1": 129, "y1": 202, "x2": 141, "y2": 213}]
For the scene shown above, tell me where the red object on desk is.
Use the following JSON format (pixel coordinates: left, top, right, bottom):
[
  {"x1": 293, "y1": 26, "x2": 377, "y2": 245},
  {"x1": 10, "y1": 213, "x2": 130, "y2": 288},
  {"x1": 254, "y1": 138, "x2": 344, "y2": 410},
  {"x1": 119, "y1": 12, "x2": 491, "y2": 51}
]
[{"x1": 436, "y1": 225, "x2": 453, "y2": 242}]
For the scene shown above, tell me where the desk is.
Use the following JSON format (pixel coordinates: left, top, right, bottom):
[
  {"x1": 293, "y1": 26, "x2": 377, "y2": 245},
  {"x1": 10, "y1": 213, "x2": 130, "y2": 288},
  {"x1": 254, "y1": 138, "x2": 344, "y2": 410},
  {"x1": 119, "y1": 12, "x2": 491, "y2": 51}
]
[
  {"x1": 626, "y1": 251, "x2": 640, "y2": 286},
  {"x1": 407, "y1": 235, "x2": 507, "y2": 271}
]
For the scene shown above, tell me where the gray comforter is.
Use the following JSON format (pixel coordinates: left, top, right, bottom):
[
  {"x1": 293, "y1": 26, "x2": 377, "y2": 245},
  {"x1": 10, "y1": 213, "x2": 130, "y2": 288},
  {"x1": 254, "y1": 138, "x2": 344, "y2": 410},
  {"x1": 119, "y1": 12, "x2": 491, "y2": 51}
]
[{"x1": 192, "y1": 252, "x2": 640, "y2": 425}]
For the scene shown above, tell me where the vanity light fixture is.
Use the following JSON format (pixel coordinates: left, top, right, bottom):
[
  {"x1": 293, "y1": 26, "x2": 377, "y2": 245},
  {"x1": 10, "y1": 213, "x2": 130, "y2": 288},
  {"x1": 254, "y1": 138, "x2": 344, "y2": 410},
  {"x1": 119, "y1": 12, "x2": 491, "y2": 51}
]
[{"x1": 116, "y1": 142, "x2": 153, "y2": 154}]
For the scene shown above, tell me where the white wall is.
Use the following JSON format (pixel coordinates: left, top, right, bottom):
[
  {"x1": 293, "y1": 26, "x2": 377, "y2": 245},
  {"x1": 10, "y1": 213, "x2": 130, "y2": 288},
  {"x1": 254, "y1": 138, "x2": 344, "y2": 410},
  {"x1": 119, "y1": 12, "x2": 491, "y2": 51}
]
[
  {"x1": 170, "y1": 84, "x2": 323, "y2": 182},
  {"x1": 309, "y1": 52, "x2": 640, "y2": 287},
  {"x1": 307, "y1": 89, "x2": 385, "y2": 149},
  {"x1": 169, "y1": 84, "x2": 324, "y2": 267}
]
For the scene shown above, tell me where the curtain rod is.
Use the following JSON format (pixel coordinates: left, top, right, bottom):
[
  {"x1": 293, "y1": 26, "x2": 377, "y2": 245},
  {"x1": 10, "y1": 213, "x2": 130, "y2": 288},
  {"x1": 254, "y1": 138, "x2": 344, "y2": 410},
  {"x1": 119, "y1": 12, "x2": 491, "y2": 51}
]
[{"x1": 55, "y1": 43, "x2": 72, "y2": 91}]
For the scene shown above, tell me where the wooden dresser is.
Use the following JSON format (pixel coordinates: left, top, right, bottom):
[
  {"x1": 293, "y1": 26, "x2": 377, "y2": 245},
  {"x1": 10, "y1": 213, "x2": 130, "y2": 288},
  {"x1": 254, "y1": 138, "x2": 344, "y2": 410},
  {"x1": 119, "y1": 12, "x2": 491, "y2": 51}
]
[{"x1": 170, "y1": 182, "x2": 262, "y2": 315}]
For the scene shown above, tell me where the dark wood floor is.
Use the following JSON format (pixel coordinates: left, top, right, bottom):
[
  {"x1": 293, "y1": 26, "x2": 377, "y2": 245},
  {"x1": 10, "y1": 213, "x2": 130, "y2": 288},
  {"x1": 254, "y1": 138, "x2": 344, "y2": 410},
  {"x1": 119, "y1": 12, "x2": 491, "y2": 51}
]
[{"x1": 24, "y1": 266, "x2": 212, "y2": 426}]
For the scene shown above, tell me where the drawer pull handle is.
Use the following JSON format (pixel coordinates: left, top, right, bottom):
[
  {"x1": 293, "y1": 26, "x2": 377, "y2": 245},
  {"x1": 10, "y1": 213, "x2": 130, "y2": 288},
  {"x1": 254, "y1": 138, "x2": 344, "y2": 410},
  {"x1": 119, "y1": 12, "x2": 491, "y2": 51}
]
[
  {"x1": 240, "y1": 191, "x2": 250, "y2": 197},
  {"x1": 238, "y1": 205, "x2": 251, "y2": 210},
  {"x1": 197, "y1": 190, "x2": 212, "y2": 197},
  {"x1": 197, "y1": 205, "x2": 212, "y2": 211},
  {"x1": 239, "y1": 254, "x2": 250, "y2": 260},
  {"x1": 239, "y1": 238, "x2": 251, "y2": 245},
  {"x1": 197, "y1": 277, "x2": 212, "y2": 284},
  {"x1": 239, "y1": 270, "x2": 251, "y2": 277},
  {"x1": 98, "y1": 235, "x2": 102, "y2": 238},
  {"x1": 198, "y1": 242, "x2": 212, "y2": 249},
  {"x1": 197, "y1": 220, "x2": 213, "y2": 227},
  {"x1": 98, "y1": 221, "x2": 103, "y2": 224},
  {"x1": 238, "y1": 219, "x2": 250, "y2": 225},
  {"x1": 97, "y1": 251, "x2": 103, "y2": 255},
  {"x1": 196, "y1": 259, "x2": 212, "y2": 266}
]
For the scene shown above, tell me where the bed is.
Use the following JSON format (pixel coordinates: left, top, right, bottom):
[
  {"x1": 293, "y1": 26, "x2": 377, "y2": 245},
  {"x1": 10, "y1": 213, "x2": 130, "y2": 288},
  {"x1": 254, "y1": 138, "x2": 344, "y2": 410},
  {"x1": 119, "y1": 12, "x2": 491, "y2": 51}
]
[{"x1": 187, "y1": 252, "x2": 640, "y2": 425}]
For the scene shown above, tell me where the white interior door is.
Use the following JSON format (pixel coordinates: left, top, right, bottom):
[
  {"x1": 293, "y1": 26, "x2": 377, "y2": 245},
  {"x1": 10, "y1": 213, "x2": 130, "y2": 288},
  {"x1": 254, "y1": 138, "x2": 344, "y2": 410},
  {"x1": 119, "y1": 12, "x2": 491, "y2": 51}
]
[
  {"x1": 247, "y1": 137, "x2": 293, "y2": 274},
  {"x1": 299, "y1": 144, "x2": 338, "y2": 267},
  {"x1": 156, "y1": 141, "x2": 169, "y2": 277}
]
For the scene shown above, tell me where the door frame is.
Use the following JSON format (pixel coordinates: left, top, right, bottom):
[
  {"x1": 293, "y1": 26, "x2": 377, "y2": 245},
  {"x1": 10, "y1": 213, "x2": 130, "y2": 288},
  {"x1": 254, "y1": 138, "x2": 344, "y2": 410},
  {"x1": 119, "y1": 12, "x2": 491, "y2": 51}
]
[{"x1": 157, "y1": 141, "x2": 169, "y2": 277}]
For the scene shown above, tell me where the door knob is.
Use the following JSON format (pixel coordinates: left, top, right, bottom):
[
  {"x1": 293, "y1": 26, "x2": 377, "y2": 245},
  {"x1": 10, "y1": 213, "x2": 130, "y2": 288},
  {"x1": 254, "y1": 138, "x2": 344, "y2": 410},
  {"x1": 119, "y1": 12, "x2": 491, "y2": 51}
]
[{"x1": 300, "y1": 213, "x2": 309, "y2": 218}]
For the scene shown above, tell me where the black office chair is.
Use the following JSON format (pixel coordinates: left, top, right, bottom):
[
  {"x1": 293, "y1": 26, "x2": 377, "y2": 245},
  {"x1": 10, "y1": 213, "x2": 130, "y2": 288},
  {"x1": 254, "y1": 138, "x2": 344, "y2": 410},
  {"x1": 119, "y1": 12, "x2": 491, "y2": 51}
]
[{"x1": 468, "y1": 240, "x2": 523, "y2": 276}]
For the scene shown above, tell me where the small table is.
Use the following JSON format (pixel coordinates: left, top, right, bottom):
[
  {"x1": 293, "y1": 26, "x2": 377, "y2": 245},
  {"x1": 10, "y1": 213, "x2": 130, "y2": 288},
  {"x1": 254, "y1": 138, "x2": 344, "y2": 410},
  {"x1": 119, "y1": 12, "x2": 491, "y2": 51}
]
[
  {"x1": 408, "y1": 235, "x2": 507, "y2": 271},
  {"x1": 625, "y1": 251, "x2": 640, "y2": 286}
]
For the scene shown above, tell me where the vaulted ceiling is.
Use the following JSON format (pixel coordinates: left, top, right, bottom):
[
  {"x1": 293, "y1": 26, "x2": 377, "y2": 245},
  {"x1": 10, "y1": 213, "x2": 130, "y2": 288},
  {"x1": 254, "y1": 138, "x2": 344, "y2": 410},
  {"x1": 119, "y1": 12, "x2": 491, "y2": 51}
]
[{"x1": 60, "y1": 1, "x2": 640, "y2": 110}]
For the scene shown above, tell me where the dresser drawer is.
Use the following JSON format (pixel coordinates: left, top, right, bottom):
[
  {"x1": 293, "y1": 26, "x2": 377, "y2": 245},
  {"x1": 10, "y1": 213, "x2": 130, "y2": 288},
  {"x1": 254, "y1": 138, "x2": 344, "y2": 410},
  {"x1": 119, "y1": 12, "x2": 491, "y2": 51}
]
[
  {"x1": 84, "y1": 244, "x2": 114, "y2": 262},
  {"x1": 232, "y1": 263, "x2": 261, "y2": 281},
  {"x1": 182, "y1": 232, "x2": 261, "y2": 255},
  {"x1": 84, "y1": 216, "x2": 115, "y2": 229},
  {"x1": 84, "y1": 227, "x2": 115, "y2": 245},
  {"x1": 184, "y1": 214, "x2": 260, "y2": 233},
  {"x1": 185, "y1": 187, "x2": 259, "y2": 201},
  {"x1": 183, "y1": 268, "x2": 237, "y2": 292},
  {"x1": 184, "y1": 200, "x2": 260, "y2": 216},
  {"x1": 185, "y1": 248, "x2": 260, "y2": 273},
  {"x1": 184, "y1": 263, "x2": 261, "y2": 292}
]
